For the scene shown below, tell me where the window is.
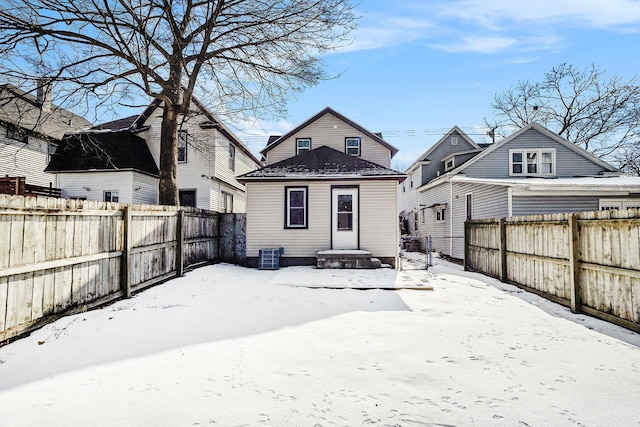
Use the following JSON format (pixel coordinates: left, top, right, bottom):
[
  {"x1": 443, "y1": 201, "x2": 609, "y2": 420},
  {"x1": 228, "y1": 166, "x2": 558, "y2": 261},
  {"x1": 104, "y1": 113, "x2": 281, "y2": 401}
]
[
  {"x1": 296, "y1": 138, "x2": 311, "y2": 155},
  {"x1": 466, "y1": 193, "x2": 473, "y2": 220},
  {"x1": 510, "y1": 149, "x2": 555, "y2": 176},
  {"x1": 410, "y1": 174, "x2": 414, "y2": 188},
  {"x1": 451, "y1": 136, "x2": 458, "y2": 145},
  {"x1": 420, "y1": 207, "x2": 426, "y2": 224},
  {"x1": 178, "y1": 131, "x2": 188, "y2": 163},
  {"x1": 221, "y1": 191, "x2": 233, "y2": 213},
  {"x1": 345, "y1": 137, "x2": 361, "y2": 156},
  {"x1": 600, "y1": 199, "x2": 640, "y2": 211},
  {"x1": 229, "y1": 144, "x2": 236, "y2": 171},
  {"x1": 337, "y1": 194, "x2": 354, "y2": 231},
  {"x1": 445, "y1": 158, "x2": 455, "y2": 171},
  {"x1": 285, "y1": 187, "x2": 307, "y2": 228},
  {"x1": 104, "y1": 191, "x2": 119, "y2": 203},
  {"x1": 435, "y1": 205, "x2": 446, "y2": 223},
  {"x1": 179, "y1": 190, "x2": 196, "y2": 207},
  {"x1": 6, "y1": 126, "x2": 27, "y2": 143}
]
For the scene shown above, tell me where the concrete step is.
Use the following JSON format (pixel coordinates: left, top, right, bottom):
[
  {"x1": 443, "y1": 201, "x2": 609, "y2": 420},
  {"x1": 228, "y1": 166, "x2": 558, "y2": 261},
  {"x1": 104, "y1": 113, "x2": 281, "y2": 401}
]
[{"x1": 316, "y1": 250, "x2": 382, "y2": 269}]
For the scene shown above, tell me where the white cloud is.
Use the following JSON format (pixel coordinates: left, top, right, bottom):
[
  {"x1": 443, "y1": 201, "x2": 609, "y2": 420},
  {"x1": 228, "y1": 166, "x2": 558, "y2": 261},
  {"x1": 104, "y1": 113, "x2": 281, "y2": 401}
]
[
  {"x1": 339, "y1": 15, "x2": 435, "y2": 53},
  {"x1": 432, "y1": 36, "x2": 515, "y2": 54}
]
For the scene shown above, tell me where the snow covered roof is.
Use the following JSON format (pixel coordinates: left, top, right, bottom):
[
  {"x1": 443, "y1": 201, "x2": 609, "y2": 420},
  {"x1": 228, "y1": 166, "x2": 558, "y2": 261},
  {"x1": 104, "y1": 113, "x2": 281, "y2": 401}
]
[{"x1": 451, "y1": 175, "x2": 640, "y2": 193}]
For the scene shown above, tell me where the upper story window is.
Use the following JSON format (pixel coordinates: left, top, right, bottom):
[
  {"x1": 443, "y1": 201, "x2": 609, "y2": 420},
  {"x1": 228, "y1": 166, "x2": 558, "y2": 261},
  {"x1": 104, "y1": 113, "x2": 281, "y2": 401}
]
[
  {"x1": 435, "y1": 205, "x2": 446, "y2": 223},
  {"x1": 178, "y1": 131, "x2": 188, "y2": 163},
  {"x1": 229, "y1": 144, "x2": 236, "y2": 171},
  {"x1": 451, "y1": 136, "x2": 458, "y2": 145},
  {"x1": 445, "y1": 158, "x2": 455, "y2": 171},
  {"x1": 509, "y1": 149, "x2": 555, "y2": 176},
  {"x1": 345, "y1": 137, "x2": 361, "y2": 156},
  {"x1": 296, "y1": 138, "x2": 311, "y2": 155},
  {"x1": 6, "y1": 125, "x2": 28, "y2": 143}
]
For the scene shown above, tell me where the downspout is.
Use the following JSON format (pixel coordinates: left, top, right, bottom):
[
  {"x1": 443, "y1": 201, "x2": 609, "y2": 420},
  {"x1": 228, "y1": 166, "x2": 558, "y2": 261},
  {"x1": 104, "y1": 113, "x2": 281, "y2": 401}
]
[
  {"x1": 449, "y1": 179, "x2": 453, "y2": 257},
  {"x1": 508, "y1": 187, "x2": 513, "y2": 217}
]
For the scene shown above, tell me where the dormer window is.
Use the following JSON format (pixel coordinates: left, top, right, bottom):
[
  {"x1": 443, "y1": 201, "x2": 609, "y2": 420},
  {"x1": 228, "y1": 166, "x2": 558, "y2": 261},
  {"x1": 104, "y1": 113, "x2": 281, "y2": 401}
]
[
  {"x1": 510, "y1": 149, "x2": 555, "y2": 176},
  {"x1": 345, "y1": 137, "x2": 361, "y2": 156},
  {"x1": 296, "y1": 138, "x2": 311, "y2": 155},
  {"x1": 445, "y1": 158, "x2": 455, "y2": 171}
]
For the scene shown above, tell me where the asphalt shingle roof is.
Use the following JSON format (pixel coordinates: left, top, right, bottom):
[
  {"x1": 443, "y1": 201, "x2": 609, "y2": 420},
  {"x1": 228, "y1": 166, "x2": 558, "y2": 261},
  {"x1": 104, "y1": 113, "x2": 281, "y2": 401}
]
[
  {"x1": 45, "y1": 131, "x2": 159, "y2": 176},
  {"x1": 238, "y1": 146, "x2": 405, "y2": 180}
]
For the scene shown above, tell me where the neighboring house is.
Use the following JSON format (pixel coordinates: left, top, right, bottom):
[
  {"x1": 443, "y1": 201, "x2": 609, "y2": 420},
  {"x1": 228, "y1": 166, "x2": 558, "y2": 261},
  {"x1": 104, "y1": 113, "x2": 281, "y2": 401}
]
[
  {"x1": 0, "y1": 83, "x2": 91, "y2": 187},
  {"x1": 237, "y1": 107, "x2": 406, "y2": 268},
  {"x1": 399, "y1": 126, "x2": 482, "y2": 236},
  {"x1": 45, "y1": 131, "x2": 160, "y2": 204},
  {"x1": 47, "y1": 97, "x2": 262, "y2": 210},
  {"x1": 415, "y1": 122, "x2": 640, "y2": 259}
]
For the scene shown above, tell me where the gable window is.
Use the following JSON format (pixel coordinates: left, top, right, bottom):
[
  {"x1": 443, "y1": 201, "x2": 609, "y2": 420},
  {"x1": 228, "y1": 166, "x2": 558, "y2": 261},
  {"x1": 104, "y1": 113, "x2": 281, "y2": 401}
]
[
  {"x1": 451, "y1": 136, "x2": 458, "y2": 146},
  {"x1": 6, "y1": 126, "x2": 28, "y2": 143},
  {"x1": 104, "y1": 191, "x2": 119, "y2": 203},
  {"x1": 435, "y1": 205, "x2": 446, "y2": 223},
  {"x1": 229, "y1": 144, "x2": 236, "y2": 171},
  {"x1": 285, "y1": 186, "x2": 308, "y2": 228},
  {"x1": 345, "y1": 137, "x2": 361, "y2": 156},
  {"x1": 221, "y1": 191, "x2": 233, "y2": 213},
  {"x1": 296, "y1": 138, "x2": 311, "y2": 155},
  {"x1": 178, "y1": 131, "x2": 188, "y2": 163},
  {"x1": 510, "y1": 149, "x2": 555, "y2": 176}
]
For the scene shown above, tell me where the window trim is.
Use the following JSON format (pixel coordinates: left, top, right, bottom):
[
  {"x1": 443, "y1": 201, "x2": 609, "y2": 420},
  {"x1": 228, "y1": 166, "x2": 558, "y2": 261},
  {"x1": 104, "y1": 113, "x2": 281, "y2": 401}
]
[
  {"x1": 104, "y1": 190, "x2": 119, "y2": 203},
  {"x1": 451, "y1": 136, "x2": 458, "y2": 146},
  {"x1": 221, "y1": 190, "x2": 233, "y2": 213},
  {"x1": 435, "y1": 205, "x2": 446, "y2": 223},
  {"x1": 509, "y1": 148, "x2": 556, "y2": 176},
  {"x1": 445, "y1": 158, "x2": 455, "y2": 171},
  {"x1": 284, "y1": 186, "x2": 308, "y2": 229},
  {"x1": 229, "y1": 144, "x2": 236, "y2": 171},
  {"x1": 177, "y1": 130, "x2": 188, "y2": 163},
  {"x1": 465, "y1": 193, "x2": 473, "y2": 220},
  {"x1": 345, "y1": 137, "x2": 361, "y2": 156},
  {"x1": 296, "y1": 138, "x2": 311, "y2": 155}
]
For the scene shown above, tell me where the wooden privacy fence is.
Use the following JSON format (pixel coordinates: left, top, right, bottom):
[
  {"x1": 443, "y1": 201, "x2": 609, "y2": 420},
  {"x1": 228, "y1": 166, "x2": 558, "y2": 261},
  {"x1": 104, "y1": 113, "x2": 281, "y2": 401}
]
[
  {"x1": 465, "y1": 209, "x2": 640, "y2": 333},
  {"x1": 0, "y1": 194, "x2": 246, "y2": 342}
]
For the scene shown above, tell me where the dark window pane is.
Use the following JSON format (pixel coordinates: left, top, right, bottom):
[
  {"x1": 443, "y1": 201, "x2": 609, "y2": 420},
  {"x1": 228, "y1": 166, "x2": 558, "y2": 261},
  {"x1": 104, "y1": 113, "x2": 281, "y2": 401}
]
[
  {"x1": 338, "y1": 212, "x2": 353, "y2": 230},
  {"x1": 290, "y1": 207, "x2": 305, "y2": 226},
  {"x1": 289, "y1": 190, "x2": 305, "y2": 207},
  {"x1": 338, "y1": 195, "x2": 352, "y2": 213},
  {"x1": 513, "y1": 164, "x2": 522, "y2": 174},
  {"x1": 512, "y1": 152, "x2": 522, "y2": 163}
]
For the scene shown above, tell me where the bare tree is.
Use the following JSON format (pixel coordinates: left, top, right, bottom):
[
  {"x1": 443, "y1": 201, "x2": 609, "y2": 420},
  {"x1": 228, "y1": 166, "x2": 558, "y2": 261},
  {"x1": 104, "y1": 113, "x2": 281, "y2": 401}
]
[
  {"x1": 0, "y1": 0, "x2": 357, "y2": 204},
  {"x1": 490, "y1": 63, "x2": 640, "y2": 172}
]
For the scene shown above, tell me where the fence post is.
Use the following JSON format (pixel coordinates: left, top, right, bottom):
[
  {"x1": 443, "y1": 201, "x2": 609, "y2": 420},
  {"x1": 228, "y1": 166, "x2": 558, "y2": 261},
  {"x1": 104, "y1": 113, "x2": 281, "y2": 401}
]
[
  {"x1": 464, "y1": 220, "x2": 469, "y2": 270},
  {"x1": 568, "y1": 213, "x2": 582, "y2": 313},
  {"x1": 176, "y1": 210, "x2": 184, "y2": 277},
  {"x1": 499, "y1": 218, "x2": 507, "y2": 282},
  {"x1": 121, "y1": 206, "x2": 132, "y2": 299}
]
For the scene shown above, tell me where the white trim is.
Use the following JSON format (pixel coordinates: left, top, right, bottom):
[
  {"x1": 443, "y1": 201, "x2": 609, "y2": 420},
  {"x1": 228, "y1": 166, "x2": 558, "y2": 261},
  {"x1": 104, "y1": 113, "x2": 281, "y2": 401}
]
[
  {"x1": 509, "y1": 148, "x2": 556, "y2": 177},
  {"x1": 286, "y1": 187, "x2": 307, "y2": 228},
  {"x1": 508, "y1": 187, "x2": 513, "y2": 217},
  {"x1": 599, "y1": 198, "x2": 640, "y2": 210}
]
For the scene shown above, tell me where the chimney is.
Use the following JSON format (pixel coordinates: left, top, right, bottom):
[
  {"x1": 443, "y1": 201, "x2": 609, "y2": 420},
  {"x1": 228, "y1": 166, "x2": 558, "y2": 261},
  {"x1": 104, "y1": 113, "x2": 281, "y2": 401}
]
[{"x1": 37, "y1": 79, "x2": 52, "y2": 113}]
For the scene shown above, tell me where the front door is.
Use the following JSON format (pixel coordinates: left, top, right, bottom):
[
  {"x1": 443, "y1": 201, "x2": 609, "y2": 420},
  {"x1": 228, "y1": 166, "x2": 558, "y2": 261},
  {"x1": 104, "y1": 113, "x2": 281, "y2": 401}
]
[{"x1": 332, "y1": 187, "x2": 359, "y2": 249}]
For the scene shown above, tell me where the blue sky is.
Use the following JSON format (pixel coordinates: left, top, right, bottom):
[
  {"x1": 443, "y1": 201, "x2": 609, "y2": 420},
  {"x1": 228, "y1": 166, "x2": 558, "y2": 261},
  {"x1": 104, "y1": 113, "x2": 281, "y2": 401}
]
[{"x1": 235, "y1": 0, "x2": 640, "y2": 169}]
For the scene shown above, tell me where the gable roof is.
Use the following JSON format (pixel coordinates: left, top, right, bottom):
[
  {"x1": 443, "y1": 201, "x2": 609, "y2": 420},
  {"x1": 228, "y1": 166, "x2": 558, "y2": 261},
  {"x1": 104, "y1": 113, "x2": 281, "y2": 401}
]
[
  {"x1": 260, "y1": 107, "x2": 399, "y2": 158},
  {"x1": 238, "y1": 145, "x2": 405, "y2": 181},
  {"x1": 404, "y1": 126, "x2": 479, "y2": 173},
  {"x1": 93, "y1": 96, "x2": 262, "y2": 166},
  {"x1": 45, "y1": 131, "x2": 159, "y2": 176},
  {"x1": 451, "y1": 122, "x2": 618, "y2": 175},
  {"x1": 416, "y1": 122, "x2": 620, "y2": 192},
  {"x1": 0, "y1": 84, "x2": 91, "y2": 139}
]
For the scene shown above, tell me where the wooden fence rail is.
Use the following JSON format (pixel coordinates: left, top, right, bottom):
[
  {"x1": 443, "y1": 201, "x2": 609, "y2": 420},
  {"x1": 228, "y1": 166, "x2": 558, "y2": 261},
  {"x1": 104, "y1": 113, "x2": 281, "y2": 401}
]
[
  {"x1": 0, "y1": 194, "x2": 245, "y2": 342},
  {"x1": 465, "y1": 209, "x2": 640, "y2": 333}
]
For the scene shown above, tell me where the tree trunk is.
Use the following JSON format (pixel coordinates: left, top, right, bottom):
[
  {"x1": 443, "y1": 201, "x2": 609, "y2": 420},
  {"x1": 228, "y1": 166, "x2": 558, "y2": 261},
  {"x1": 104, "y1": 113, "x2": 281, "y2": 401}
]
[{"x1": 158, "y1": 103, "x2": 180, "y2": 206}]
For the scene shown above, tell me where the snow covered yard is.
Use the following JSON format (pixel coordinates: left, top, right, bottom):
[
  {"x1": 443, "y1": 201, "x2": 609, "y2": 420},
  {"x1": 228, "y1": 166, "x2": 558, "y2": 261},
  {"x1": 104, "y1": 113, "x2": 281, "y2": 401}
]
[{"x1": 1, "y1": 259, "x2": 639, "y2": 426}]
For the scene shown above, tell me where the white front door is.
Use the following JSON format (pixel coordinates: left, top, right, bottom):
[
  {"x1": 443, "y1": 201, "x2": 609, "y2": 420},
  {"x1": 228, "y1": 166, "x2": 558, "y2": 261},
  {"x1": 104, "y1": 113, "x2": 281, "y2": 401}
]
[{"x1": 332, "y1": 187, "x2": 359, "y2": 249}]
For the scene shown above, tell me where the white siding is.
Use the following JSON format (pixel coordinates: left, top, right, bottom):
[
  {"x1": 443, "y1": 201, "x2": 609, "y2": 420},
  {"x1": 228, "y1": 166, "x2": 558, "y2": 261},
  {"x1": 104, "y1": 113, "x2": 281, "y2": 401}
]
[
  {"x1": 136, "y1": 109, "x2": 258, "y2": 212},
  {"x1": 398, "y1": 167, "x2": 420, "y2": 234},
  {"x1": 0, "y1": 129, "x2": 56, "y2": 187},
  {"x1": 58, "y1": 171, "x2": 136, "y2": 202},
  {"x1": 132, "y1": 173, "x2": 159, "y2": 204},
  {"x1": 246, "y1": 180, "x2": 398, "y2": 260},
  {"x1": 266, "y1": 113, "x2": 391, "y2": 167}
]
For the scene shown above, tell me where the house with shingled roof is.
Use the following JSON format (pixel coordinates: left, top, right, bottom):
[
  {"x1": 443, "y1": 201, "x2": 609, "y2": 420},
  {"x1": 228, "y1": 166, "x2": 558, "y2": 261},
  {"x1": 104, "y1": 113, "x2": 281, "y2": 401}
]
[
  {"x1": 46, "y1": 97, "x2": 262, "y2": 210},
  {"x1": 238, "y1": 107, "x2": 406, "y2": 268}
]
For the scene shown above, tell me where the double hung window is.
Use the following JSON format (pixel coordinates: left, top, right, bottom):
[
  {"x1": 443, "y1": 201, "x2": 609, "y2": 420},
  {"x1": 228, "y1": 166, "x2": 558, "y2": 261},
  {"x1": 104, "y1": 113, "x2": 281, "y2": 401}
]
[
  {"x1": 296, "y1": 138, "x2": 311, "y2": 155},
  {"x1": 345, "y1": 137, "x2": 361, "y2": 156},
  {"x1": 285, "y1": 187, "x2": 308, "y2": 228}
]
